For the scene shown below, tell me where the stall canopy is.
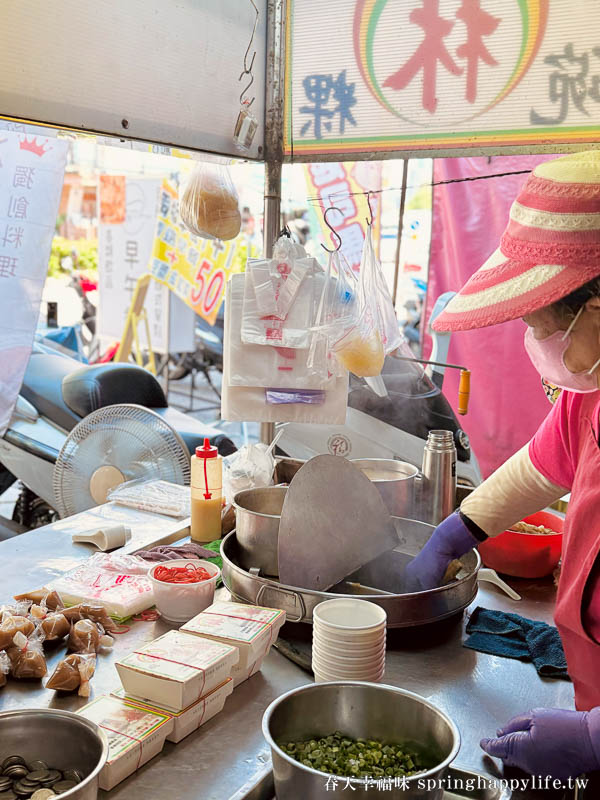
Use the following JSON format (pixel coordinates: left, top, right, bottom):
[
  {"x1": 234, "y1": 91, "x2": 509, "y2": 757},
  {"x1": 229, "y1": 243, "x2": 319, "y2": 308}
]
[
  {"x1": 0, "y1": 0, "x2": 267, "y2": 160},
  {"x1": 285, "y1": 0, "x2": 600, "y2": 160}
]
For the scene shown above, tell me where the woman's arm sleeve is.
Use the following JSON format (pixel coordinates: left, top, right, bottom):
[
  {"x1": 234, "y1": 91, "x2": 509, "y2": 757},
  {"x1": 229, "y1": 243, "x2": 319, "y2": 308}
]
[{"x1": 460, "y1": 444, "x2": 567, "y2": 537}]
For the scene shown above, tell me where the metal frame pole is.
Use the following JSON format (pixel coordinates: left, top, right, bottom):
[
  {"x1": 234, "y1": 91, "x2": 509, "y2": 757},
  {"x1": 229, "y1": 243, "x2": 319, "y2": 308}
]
[
  {"x1": 392, "y1": 158, "x2": 410, "y2": 307},
  {"x1": 260, "y1": 0, "x2": 286, "y2": 445}
]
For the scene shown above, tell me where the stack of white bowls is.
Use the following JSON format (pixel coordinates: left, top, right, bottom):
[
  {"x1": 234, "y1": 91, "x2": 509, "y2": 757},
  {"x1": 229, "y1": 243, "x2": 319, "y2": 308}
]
[{"x1": 312, "y1": 598, "x2": 387, "y2": 683}]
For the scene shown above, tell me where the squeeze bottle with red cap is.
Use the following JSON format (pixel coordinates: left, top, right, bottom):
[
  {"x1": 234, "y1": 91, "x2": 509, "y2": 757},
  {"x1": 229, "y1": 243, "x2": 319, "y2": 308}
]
[{"x1": 191, "y1": 438, "x2": 222, "y2": 543}]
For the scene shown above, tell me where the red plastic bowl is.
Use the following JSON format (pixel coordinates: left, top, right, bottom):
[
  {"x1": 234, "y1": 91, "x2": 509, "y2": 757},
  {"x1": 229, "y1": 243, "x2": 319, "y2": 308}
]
[{"x1": 478, "y1": 511, "x2": 564, "y2": 579}]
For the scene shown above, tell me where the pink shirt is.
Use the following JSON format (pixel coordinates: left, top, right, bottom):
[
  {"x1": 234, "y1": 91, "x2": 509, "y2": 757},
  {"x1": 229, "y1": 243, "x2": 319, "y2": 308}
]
[{"x1": 529, "y1": 390, "x2": 600, "y2": 644}]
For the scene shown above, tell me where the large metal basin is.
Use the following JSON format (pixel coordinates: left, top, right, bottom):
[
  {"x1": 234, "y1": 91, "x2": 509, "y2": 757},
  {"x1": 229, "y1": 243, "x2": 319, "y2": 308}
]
[
  {"x1": 0, "y1": 708, "x2": 108, "y2": 800},
  {"x1": 220, "y1": 518, "x2": 480, "y2": 627},
  {"x1": 233, "y1": 486, "x2": 287, "y2": 576},
  {"x1": 263, "y1": 681, "x2": 460, "y2": 799}
]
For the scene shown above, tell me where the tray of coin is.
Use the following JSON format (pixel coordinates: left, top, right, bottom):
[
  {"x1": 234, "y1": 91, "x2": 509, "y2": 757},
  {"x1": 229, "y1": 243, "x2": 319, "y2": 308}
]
[{"x1": 0, "y1": 756, "x2": 84, "y2": 800}]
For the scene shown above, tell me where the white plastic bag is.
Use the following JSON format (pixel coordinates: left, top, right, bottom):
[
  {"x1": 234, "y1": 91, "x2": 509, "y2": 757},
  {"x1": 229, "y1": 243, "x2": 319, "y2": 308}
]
[
  {"x1": 180, "y1": 163, "x2": 241, "y2": 241},
  {"x1": 223, "y1": 444, "x2": 275, "y2": 503},
  {"x1": 228, "y1": 274, "x2": 333, "y2": 389},
  {"x1": 108, "y1": 479, "x2": 190, "y2": 518}
]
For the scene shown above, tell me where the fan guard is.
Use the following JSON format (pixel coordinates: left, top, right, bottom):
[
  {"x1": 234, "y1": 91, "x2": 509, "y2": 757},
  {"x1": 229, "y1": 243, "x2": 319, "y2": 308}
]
[{"x1": 53, "y1": 404, "x2": 190, "y2": 518}]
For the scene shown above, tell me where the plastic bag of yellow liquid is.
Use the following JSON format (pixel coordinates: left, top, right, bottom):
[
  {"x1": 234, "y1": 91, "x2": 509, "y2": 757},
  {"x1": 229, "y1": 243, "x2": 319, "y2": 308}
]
[
  {"x1": 328, "y1": 226, "x2": 400, "y2": 379},
  {"x1": 333, "y1": 326, "x2": 385, "y2": 377}
]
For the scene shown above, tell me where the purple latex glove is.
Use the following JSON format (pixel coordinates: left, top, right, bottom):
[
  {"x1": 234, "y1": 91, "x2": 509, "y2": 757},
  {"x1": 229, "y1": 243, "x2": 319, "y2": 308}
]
[
  {"x1": 481, "y1": 707, "x2": 600, "y2": 780},
  {"x1": 403, "y1": 511, "x2": 481, "y2": 592}
]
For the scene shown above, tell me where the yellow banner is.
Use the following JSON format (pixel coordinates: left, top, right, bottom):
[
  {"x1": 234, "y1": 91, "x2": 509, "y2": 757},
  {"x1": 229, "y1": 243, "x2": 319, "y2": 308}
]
[
  {"x1": 304, "y1": 161, "x2": 382, "y2": 271},
  {"x1": 148, "y1": 180, "x2": 256, "y2": 325}
]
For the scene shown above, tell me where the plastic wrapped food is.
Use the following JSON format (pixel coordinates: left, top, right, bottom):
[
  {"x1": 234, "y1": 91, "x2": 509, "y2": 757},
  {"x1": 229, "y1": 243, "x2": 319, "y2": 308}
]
[
  {"x1": 41, "y1": 612, "x2": 71, "y2": 642},
  {"x1": 62, "y1": 604, "x2": 118, "y2": 633},
  {"x1": 47, "y1": 653, "x2": 96, "y2": 697},
  {"x1": 179, "y1": 163, "x2": 241, "y2": 241},
  {"x1": 8, "y1": 632, "x2": 47, "y2": 679},
  {"x1": 14, "y1": 588, "x2": 64, "y2": 611},
  {"x1": 68, "y1": 619, "x2": 101, "y2": 654},
  {"x1": 0, "y1": 615, "x2": 35, "y2": 650},
  {"x1": 0, "y1": 650, "x2": 9, "y2": 687},
  {"x1": 107, "y1": 480, "x2": 190, "y2": 519}
]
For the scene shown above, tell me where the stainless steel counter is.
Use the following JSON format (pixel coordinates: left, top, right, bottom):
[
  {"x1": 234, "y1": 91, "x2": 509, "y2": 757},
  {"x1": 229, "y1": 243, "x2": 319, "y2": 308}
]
[{"x1": 0, "y1": 524, "x2": 574, "y2": 799}]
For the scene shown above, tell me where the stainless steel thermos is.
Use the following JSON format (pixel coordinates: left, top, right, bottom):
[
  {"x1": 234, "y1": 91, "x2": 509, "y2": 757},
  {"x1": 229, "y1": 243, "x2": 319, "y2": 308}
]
[{"x1": 421, "y1": 430, "x2": 456, "y2": 525}]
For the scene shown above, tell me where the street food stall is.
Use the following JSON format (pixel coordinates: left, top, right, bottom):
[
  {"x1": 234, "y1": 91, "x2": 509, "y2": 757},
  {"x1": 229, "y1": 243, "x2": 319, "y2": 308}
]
[{"x1": 0, "y1": 1, "x2": 599, "y2": 799}]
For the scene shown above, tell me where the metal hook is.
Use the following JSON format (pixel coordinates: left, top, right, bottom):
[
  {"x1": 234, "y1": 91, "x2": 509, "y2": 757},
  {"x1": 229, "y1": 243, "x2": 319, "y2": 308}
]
[
  {"x1": 239, "y1": 0, "x2": 259, "y2": 106},
  {"x1": 240, "y1": 72, "x2": 255, "y2": 107},
  {"x1": 366, "y1": 191, "x2": 374, "y2": 227},
  {"x1": 321, "y1": 207, "x2": 343, "y2": 253}
]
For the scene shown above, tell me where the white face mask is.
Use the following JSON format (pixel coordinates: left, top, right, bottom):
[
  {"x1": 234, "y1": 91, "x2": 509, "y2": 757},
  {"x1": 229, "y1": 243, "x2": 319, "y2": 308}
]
[{"x1": 524, "y1": 306, "x2": 600, "y2": 393}]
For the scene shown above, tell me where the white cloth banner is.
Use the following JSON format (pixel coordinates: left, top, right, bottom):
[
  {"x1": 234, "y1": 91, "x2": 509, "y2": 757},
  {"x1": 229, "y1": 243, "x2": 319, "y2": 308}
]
[
  {"x1": 97, "y1": 177, "x2": 195, "y2": 354},
  {"x1": 0, "y1": 130, "x2": 68, "y2": 435}
]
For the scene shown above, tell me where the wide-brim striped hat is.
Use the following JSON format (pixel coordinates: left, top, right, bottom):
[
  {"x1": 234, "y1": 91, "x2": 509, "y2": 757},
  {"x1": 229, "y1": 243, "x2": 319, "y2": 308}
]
[{"x1": 432, "y1": 151, "x2": 600, "y2": 332}]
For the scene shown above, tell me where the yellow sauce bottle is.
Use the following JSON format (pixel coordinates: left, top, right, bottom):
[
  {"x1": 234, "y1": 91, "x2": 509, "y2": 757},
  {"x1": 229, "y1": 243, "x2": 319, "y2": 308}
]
[{"x1": 191, "y1": 438, "x2": 222, "y2": 543}]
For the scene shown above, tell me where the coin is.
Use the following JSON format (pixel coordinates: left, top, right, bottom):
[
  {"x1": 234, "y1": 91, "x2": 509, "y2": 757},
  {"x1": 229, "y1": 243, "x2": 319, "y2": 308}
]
[
  {"x1": 51, "y1": 782, "x2": 76, "y2": 794},
  {"x1": 1, "y1": 759, "x2": 26, "y2": 772},
  {"x1": 0, "y1": 779, "x2": 11, "y2": 791},
  {"x1": 31, "y1": 791, "x2": 55, "y2": 800},
  {"x1": 24, "y1": 775, "x2": 47, "y2": 785},
  {"x1": 0, "y1": 791, "x2": 17, "y2": 800},
  {"x1": 25, "y1": 766, "x2": 46, "y2": 776},
  {"x1": 3, "y1": 769, "x2": 26, "y2": 780},
  {"x1": 16, "y1": 781, "x2": 37, "y2": 790},
  {"x1": 58, "y1": 771, "x2": 81, "y2": 785},
  {"x1": 12, "y1": 782, "x2": 34, "y2": 797}
]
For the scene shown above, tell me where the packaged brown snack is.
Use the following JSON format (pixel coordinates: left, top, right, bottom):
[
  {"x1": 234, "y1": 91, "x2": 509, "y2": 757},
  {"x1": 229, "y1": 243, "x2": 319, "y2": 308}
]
[
  {"x1": 68, "y1": 619, "x2": 101, "y2": 654},
  {"x1": 62, "y1": 604, "x2": 118, "y2": 633},
  {"x1": 13, "y1": 588, "x2": 64, "y2": 611},
  {"x1": 0, "y1": 651, "x2": 9, "y2": 687},
  {"x1": 0, "y1": 614, "x2": 35, "y2": 650},
  {"x1": 180, "y1": 164, "x2": 241, "y2": 241},
  {"x1": 46, "y1": 653, "x2": 96, "y2": 696},
  {"x1": 41, "y1": 613, "x2": 71, "y2": 641},
  {"x1": 7, "y1": 632, "x2": 47, "y2": 679}
]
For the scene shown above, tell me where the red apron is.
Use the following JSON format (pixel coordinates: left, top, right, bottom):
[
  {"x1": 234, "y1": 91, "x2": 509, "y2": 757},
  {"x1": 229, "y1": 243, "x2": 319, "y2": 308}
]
[{"x1": 554, "y1": 392, "x2": 600, "y2": 711}]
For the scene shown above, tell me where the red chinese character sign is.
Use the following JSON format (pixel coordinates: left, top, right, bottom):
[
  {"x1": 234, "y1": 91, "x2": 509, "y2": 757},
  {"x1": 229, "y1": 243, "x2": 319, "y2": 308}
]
[
  {"x1": 0, "y1": 130, "x2": 68, "y2": 435},
  {"x1": 285, "y1": 0, "x2": 600, "y2": 156}
]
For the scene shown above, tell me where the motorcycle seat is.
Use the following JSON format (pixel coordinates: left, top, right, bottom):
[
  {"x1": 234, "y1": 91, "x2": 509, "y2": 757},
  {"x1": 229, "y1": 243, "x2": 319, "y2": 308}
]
[
  {"x1": 62, "y1": 363, "x2": 167, "y2": 419},
  {"x1": 21, "y1": 352, "x2": 84, "y2": 432},
  {"x1": 153, "y1": 406, "x2": 237, "y2": 457}
]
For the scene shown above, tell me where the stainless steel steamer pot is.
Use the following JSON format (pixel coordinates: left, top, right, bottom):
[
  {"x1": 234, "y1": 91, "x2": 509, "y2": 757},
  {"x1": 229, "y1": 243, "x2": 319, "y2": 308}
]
[
  {"x1": 263, "y1": 681, "x2": 460, "y2": 800},
  {"x1": 233, "y1": 486, "x2": 287, "y2": 576},
  {"x1": 220, "y1": 519, "x2": 480, "y2": 627}
]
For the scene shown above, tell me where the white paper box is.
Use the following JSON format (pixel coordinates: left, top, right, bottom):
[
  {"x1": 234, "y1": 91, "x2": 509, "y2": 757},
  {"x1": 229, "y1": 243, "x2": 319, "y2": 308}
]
[
  {"x1": 112, "y1": 677, "x2": 234, "y2": 743},
  {"x1": 115, "y1": 629, "x2": 238, "y2": 712},
  {"x1": 77, "y1": 695, "x2": 173, "y2": 791},
  {"x1": 180, "y1": 602, "x2": 285, "y2": 680}
]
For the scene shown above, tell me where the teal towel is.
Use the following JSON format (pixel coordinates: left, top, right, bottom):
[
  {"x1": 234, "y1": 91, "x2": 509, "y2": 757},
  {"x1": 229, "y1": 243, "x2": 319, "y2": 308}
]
[{"x1": 464, "y1": 606, "x2": 569, "y2": 680}]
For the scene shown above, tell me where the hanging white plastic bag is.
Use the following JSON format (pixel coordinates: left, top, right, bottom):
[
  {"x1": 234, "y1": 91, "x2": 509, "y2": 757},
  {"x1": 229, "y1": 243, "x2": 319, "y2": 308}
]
[
  {"x1": 241, "y1": 235, "x2": 319, "y2": 349},
  {"x1": 180, "y1": 163, "x2": 241, "y2": 241},
  {"x1": 227, "y1": 274, "x2": 332, "y2": 389},
  {"x1": 363, "y1": 224, "x2": 403, "y2": 355}
]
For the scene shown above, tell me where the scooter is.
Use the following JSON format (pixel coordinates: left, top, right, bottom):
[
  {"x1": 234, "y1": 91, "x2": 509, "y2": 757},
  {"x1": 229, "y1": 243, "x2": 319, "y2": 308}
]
[{"x1": 0, "y1": 335, "x2": 236, "y2": 529}]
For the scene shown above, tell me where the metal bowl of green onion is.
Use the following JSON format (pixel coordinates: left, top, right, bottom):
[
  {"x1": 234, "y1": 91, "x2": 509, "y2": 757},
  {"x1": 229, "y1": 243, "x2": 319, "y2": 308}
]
[{"x1": 262, "y1": 681, "x2": 459, "y2": 799}]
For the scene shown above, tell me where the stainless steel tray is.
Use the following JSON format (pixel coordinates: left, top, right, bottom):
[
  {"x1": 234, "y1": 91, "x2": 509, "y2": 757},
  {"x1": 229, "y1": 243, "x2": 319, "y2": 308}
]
[
  {"x1": 227, "y1": 764, "x2": 510, "y2": 800},
  {"x1": 220, "y1": 520, "x2": 480, "y2": 628}
]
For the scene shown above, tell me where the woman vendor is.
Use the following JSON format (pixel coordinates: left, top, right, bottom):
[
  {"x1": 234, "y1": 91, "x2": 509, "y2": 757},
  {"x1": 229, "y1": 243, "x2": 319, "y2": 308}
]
[{"x1": 406, "y1": 151, "x2": 600, "y2": 780}]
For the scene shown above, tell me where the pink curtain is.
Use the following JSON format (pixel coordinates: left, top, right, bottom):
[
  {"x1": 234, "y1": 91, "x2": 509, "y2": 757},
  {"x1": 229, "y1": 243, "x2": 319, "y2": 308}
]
[{"x1": 424, "y1": 156, "x2": 557, "y2": 479}]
